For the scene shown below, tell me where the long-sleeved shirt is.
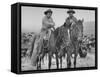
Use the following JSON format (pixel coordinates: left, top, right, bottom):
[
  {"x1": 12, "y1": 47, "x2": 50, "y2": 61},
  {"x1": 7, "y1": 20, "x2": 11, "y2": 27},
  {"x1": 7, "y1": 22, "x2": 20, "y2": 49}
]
[{"x1": 42, "y1": 16, "x2": 55, "y2": 31}]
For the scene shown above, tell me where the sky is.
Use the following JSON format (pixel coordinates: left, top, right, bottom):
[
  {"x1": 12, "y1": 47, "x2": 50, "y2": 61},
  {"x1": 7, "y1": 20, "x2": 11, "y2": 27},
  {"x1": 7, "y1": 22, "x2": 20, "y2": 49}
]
[{"x1": 21, "y1": 6, "x2": 95, "y2": 33}]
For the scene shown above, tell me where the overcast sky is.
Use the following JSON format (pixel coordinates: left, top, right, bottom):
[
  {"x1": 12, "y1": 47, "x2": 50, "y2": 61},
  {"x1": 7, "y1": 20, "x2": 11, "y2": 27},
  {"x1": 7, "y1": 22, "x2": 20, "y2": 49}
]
[{"x1": 21, "y1": 6, "x2": 95, "y2": 33}]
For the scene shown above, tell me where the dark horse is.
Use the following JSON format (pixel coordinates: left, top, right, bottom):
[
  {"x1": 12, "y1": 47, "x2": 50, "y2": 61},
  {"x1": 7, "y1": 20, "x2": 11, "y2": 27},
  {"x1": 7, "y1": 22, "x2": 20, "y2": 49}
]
[
  {"x1": 48, "y1": 28, "x2": 59, "y2": 69},
  {"x1": 69, "y1": 19, "x2": 84, "y2": 68},
  {"x1": 55, "y1": 19, "x2": 73, "y2": 68},
  {"x1": 31, "y1": 27, "x2": 59, "y2": 69},
  {"x1": 57, "y1": 19, "x2": 84, "y2": 68}
]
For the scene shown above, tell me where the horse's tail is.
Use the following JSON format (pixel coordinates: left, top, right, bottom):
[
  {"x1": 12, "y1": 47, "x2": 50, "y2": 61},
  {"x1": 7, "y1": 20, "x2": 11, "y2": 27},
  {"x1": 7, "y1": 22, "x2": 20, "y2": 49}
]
[{"x1": 30, "y1": 35, "x2": 37, "y2": 57}]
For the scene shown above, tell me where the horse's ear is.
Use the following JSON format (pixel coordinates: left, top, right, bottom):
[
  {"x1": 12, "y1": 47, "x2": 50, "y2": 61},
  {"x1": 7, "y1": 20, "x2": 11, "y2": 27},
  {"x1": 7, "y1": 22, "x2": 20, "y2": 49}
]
[
  {"x1": 82, "y1": 18, "x2": 84, "y2": 23},
  {"x1": 63, "y1": 22, "x2": 66, "y2": 27}
]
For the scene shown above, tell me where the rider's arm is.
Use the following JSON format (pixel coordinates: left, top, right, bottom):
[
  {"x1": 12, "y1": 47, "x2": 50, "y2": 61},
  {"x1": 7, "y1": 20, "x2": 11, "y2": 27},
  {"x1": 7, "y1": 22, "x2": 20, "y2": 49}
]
[
  {"x1": 50, "y1": 18, "x2": 55, "y2": 27},
  {"x1": 42, "y1": 17, "x2": 55, "y2": 28}
]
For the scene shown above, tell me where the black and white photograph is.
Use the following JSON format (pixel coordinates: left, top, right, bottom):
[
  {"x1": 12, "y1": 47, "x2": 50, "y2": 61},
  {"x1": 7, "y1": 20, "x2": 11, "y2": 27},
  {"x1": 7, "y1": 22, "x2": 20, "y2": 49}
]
[{"x1": 20, "y1": 4, "x2": 96, "y2": 71}]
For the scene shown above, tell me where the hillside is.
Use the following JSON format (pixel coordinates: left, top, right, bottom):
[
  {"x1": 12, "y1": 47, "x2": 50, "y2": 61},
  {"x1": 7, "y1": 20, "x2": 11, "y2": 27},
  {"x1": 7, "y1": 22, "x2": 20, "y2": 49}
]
[{"x1": 83, "y1": 21, "x2": 95, "y2": 36}]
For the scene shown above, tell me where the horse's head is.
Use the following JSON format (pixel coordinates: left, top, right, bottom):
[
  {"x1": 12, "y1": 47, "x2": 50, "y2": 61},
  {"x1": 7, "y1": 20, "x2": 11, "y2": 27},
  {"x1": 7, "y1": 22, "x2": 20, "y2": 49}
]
[
  {"x1": 76, "y1": 19, "x2": 84, "y2": 41},
  {"x1": 63, "y1": 18, "x2": 72, "y2": 29},
  {"x1": 70, "y1": 19, "x2": 84, "y2": 41}
]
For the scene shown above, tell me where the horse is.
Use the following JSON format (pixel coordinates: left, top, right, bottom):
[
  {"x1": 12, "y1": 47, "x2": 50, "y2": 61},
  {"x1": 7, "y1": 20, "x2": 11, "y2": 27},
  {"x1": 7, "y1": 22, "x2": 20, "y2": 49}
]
[
  {"x1": 55, "y1": 20, "x2": 73, "y2": 68},
  {"x1": 30, "y1": 27, "x2": 59, "y2": 69},
  {"x1": 36, "y1": 38, "x2": 50, "y2": 69},
  {"x1": 47, "y1": 28, "x2": 59, "y2": 69},
  {"x1": 68, "y1": 19, "x2": 84, "y2": 68},
  {"x1": 57, "y1": 19, "x2": 84, "y2": 68},
  {"x1": 34, "y1": 27, "x2": 60, "y2": 69}
]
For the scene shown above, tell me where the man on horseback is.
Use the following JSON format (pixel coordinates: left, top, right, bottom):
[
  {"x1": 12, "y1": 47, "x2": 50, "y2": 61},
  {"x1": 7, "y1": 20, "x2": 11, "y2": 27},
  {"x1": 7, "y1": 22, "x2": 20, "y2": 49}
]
[
  {"x1": 31, "y1": 9, "x2": 55, "y2": 67},
  {"x1": 41, "y1": 9, "x2": 55, "y2": 41},
  {"x1": 66, "y1": 9, "x2": 77, "y2": 24}
]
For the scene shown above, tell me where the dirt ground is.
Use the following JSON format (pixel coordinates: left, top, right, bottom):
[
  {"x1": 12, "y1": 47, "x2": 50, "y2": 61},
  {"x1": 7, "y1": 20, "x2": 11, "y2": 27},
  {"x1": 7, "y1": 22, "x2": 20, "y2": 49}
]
[{"x1": 21, "y1": 48, "x2": 95, "y2": 71}]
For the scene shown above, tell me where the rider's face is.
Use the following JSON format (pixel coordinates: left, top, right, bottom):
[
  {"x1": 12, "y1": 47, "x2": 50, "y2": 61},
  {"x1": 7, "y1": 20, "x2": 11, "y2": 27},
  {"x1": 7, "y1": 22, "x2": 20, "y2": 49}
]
[
  {"x1": 69, "y1": 13, "x2": 73, "y2": 17},
  {"x1": 46, "y1": 12, "x2": 52, "y2": 18}
]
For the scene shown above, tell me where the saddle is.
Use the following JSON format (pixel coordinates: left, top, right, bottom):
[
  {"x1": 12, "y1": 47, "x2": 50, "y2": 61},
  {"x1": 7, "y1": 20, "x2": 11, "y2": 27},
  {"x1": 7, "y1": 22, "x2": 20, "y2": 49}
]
[{"x1": 42, "y1": 29, "x2": 51, "y2": 50}]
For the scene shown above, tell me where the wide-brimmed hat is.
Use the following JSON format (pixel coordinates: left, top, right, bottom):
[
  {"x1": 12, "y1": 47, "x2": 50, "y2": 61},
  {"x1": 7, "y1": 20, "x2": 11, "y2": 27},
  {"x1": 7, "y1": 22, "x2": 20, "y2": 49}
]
[
  {"x1": 44, "y1": 9, "x2": 53, "y2": 15},
  {"x1": 67, "y1": 9, "x2": 75, "y2": 14}
]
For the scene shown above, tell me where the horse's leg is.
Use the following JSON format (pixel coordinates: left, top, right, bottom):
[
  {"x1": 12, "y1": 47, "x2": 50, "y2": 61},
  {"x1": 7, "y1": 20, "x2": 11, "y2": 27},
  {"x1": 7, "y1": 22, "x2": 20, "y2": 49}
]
[
  {"x1": 37, "y1": 57, "x2": 39, "y2": 70},
  {"x1": 73, "y1": 52, "x2": 77, "y2": 68},
  {"x1": 41, "y1": 53, "x2": 45, "y2": 65},
  {"x1": 60, "y1": 56, "x2": 62, "y2": 68},
  {"x1": 67, "y1": 51, "x2": 71, "y2": 68},
  {"x1": 39, "y1": 57, "x2": 42, "y2": 69},
  {"x1": 42, "y1": 57, "x2": 44, "y2": 64},
  {"x1": 56, "y1": 53, "x2": 59, "y2": 69},
  {"x1": 45, "y1": 53, "x2": 48, "y2": 60},
  {"x1": 67, "y1": 56, "x2": 71, "y2": 68},
  {"x1": 37, "y1": 55, "x2": 41, "y2": 70},
  {"x1": 48, "y1": 53, "x2": 51, "y2": 69},
  {"x1": 73, "y1": 43, "x2": 78, "y2": 68}
]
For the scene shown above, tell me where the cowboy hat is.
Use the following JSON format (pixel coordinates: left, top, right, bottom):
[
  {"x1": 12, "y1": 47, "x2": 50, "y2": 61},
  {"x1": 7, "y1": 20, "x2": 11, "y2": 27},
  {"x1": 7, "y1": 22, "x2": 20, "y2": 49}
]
[
  {"x1": 44, "y1": 9, "x2": 53, "y2": 15},
  {"x1": 67, "y1": 9, "x2": 75, "y2": 14}
]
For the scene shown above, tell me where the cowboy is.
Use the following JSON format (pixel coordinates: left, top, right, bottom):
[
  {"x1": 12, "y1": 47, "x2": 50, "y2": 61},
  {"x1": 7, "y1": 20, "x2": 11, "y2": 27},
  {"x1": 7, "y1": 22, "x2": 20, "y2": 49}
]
[
  {"x1": 31, "y1": 9, "x2": 55, "y2": 66},
  {"x1": 66, "y1": 9, "x2": 77, "y2": 24},
  {"x1": 41, "y1": 9, "x2": 55, "y2": 40}
]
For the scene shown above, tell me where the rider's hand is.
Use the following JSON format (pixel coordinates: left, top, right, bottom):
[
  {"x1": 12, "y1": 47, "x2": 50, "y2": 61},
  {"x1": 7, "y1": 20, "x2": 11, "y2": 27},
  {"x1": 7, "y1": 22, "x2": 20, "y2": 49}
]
[{"x1": 48, "y1": 25, "x2": 52, "y2": 28}]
